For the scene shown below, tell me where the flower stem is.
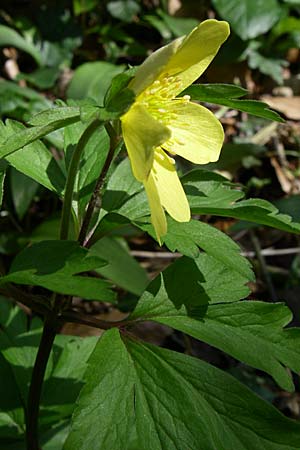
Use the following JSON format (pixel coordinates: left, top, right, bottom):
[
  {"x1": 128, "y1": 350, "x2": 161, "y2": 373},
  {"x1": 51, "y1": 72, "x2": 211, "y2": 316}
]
[
  {"x1": 60, "y1": 119, "x2": 102, "y2": 240},
  {"x1": 78, "y1": 123, "x2": 119, "y2": 246},
  {"x1": 25, "y1": 315, "x2": 58, "y2": 450}
]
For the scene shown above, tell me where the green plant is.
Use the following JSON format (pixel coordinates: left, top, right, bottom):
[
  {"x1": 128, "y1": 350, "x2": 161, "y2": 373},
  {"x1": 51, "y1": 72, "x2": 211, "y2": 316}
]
[{"x1": 1, "y1": 18, "x2": 300, "y2": 450}]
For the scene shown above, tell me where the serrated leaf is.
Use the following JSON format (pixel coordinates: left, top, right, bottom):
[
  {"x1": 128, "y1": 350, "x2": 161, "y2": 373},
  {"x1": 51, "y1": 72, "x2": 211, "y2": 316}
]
[
  {"x1": 179, "y1": 170, "x2": 300, "y2": 234},
  {"x1": 140, "y1": 218, "x2": 253, "y2": 282},
  {"x1": 0, "y1": 120, "x2": 65, "y2": 194},
  {"x1": 130, "y1": 274, "x2": 300, "y2": 391},
  {"x1": 64, "y1": 328, "x2": 300, "y2": 450},
  {"x1": 0, "y1": 107, "x2": 80, "y2": 159},
  {"x1": 100, "y1": 164, "x2": 300, "y2": 236},
  {"x1": 105, "y1": 167, "x2": 242, "y2": 222},
  {"x1": 0, "y1": 241, "x2": 115, "y2": 302},
  {"x1": 137, "y1": 254, "x2": 249, "y2": 317},
  {"x1": 183, "y1": 84, "x2": 284, "y2": 122},
  {"x1": 164, "y1": 217, "x2": 248, "y2": 269},
  {"x1": 187, "y1": 194, "x2": 300, "y2": 234}
]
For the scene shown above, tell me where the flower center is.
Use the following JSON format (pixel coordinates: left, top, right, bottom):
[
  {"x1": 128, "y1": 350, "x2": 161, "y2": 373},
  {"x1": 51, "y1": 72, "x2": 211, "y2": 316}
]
[{"x1": 137, "y1": 75, "x2": 190, "y2": 126}]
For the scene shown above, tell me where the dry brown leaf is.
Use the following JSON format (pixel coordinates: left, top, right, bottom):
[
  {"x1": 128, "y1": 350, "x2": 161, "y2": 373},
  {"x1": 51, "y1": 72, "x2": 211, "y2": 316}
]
[{"x1": 261, "y1": 96, "x2": 300, "y2": 120}]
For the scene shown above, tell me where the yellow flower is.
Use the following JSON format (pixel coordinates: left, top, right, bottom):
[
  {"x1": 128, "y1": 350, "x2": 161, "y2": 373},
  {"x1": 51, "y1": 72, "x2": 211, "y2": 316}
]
[{"x1": 121, "y1": 19, "x2": 230, "y2": 242}]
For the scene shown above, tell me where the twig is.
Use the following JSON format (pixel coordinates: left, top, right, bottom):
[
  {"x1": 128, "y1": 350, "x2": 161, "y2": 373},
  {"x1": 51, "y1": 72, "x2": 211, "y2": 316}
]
[
  {"x1": 59, "y1": 310, "x2": 128, "y2": 331},
  {"x1": 130, "y1": 248, "x2": 300, "y2": 259},
  {"x1": 250, "y1": 230, "x2": 278, "y2": 302}
]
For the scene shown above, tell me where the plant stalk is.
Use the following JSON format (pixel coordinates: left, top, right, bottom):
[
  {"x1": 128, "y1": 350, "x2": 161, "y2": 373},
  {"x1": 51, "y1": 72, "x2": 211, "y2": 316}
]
[
  {"x1": 60, "y1": 119, "x2": 101, "y2": 240},
  {"x1": 78, "y1": 123, "x2": 119, "y2": 245},
  {"x1": 26, "y1": 315, "x2": 58, "y2": 450}
]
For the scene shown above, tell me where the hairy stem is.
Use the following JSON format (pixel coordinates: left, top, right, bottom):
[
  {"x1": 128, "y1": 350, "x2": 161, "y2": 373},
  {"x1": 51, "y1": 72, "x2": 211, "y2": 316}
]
[
  {"x1": 60, "y1": 119, "x2": 101, "y2": 240},
  {"x1": 26, "y1": 316, "x2": 58, "y2": 450},
  {"x1": 78, "y1": 123, "x2": 119, "y2": 246}
]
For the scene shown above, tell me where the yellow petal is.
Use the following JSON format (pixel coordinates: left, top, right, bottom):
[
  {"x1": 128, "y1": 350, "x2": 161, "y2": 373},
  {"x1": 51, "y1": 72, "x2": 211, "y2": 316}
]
[
  {"x1": 159, "y1": 19, "x2": 230, "y2": 96},
  {"x1": 152, "y1": 148, "x2": 190, "y2": 222},
  {"x1": 162, "y1": 101, "x2": 224, "y2": 164},
  {"x1": 129, "y1": 36, "x2": 184, "y2": 96},
  {"x1": 121, "y1": 104, "x2": 171, "y2": 181},
  {"x1": 144, "y1": 172, "x2": 167, "y2": 243}
]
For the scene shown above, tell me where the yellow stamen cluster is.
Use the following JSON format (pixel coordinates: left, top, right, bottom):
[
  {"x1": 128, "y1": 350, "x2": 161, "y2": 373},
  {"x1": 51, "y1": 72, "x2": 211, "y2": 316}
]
[{"x1": 137, "y1": 76, "x2": 191, "y2": 128}]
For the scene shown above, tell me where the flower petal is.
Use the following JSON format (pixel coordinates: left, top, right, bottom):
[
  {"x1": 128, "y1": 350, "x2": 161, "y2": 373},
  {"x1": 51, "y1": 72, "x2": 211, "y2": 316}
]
[
  {"x1": 162, "y1": 101, "x2": 224, "y2": 164},
  {"x1": 121, "y1": 104, "x2": 171, "y2": 181},
  {"x1": 129, "y1": 37, "x2": 183, "y2": 96},
  {"x1": 144, "y1": 173, "x2": 167, "y2": 243},
  {"x1": 159, "y1": 19, "x2": 230, "y2": 96},
  {"x1": 152, "y1": 148, "x2": 190, "y2": 223}
]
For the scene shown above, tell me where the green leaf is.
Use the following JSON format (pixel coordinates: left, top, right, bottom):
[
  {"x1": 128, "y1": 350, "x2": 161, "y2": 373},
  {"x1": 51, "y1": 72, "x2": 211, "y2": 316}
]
[
  {"x1": 141, "y1": 253, "x2": 250, "y2": 316},
  {"x1": 65, "y1": 328, "x2": 300, "y2": 450},
  {"x1": 0, "y1": 80, "x2": 52, "y2": 120},
  {"x1": 247, "y1": 49, "x2": 287, "y2": 85},
  {"x1": 211, "y1": 0, "x2": 282, "y2": 40},
  {"x1": 41, "y1": 335, "x2": 97, "y2": 423},
  {"x1": 0, "y1": 241, "x2": 115, "y2": 302},
  {"x1": 0, "y1": 107, "x2": 80, "y2": 159},
  {"x1": 105, "y1": 88, "x2": 135, "y2": 117},
  {"x1": 10, "y1": 168, "x2": 39, "y2": 220},
  {"x1": 92, "y1": 236, "x2": 149, "y2": 296},
  {"x1": 105, "y1": 165, "x2": 300, "y2": 236},
  {"x1": 73, "y1": 0, "x2": 98, "y2": 15},
  {"x1": 104, "y1": 71, "x2": 135, "y2": 106},
  {"x1": 67, "y1": 62, "x2": 125, "y2": 104},
  {"x1": 166, "y1": 218, "x2": 252, "y2": 277},
  {"x1": 28, "y1": 106, "x2": 80, "y2": 127},
  {"x1": 17, "y1": 67, "x2": 60, "y2": 90},
  {"x1": 102, "y1": 158, "x2": 143, "y2": 214},
  {"x1": 184, "y1": 83, "x2": 249, "y2": 99},
  {"x1": 187, "y1": 195, "x2": 300, "y2": 234},
  {"x1": 130, "y1": 274, "x2": 300, "y2": 391},
  {"x1": 183, "y1": 84, "x2": 284, "y2": 122},
  {"x1": 106, "y1": 0, "x2": 141, "y2": 22},
  {"x1": 142, "y1": 218, "x2": 254, "y2": 281},
  {"x1": 0, "y1": 299, "x2": 96, "y2": 445},
  {"x1": 0, "y1": 120, "x2": 66, "y2": 195},
  {"x1": 64, "y1": 122, "x2": 110, "y2": 218},
  {"x1": 158, "y1": 10, "x2": 202, "y2": 37},
  {"x1": 182, "y1": 170, "x2": 300, "y2": 234},
  {"x1": 0, "y1": 25, "x2": 42, "y2": 66}
]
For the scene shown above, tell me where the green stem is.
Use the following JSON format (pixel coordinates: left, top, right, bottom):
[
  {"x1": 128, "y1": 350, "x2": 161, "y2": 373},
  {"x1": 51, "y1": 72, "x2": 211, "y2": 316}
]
[
  {"x1": 25, "y1": 315, "x2": 58, "y2": 450},
  {"x1": 60, "y1": 119, "x2": 101, "y2": 240},
  {"x1": 78, "y1": 123, "x2": 119, "y2": 246}
]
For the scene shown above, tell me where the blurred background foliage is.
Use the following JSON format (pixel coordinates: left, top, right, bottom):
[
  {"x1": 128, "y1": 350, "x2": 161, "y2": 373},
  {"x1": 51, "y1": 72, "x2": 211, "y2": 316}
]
[{"x1": 1, "y1": 0, "x2": 300, "y2": 417}]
